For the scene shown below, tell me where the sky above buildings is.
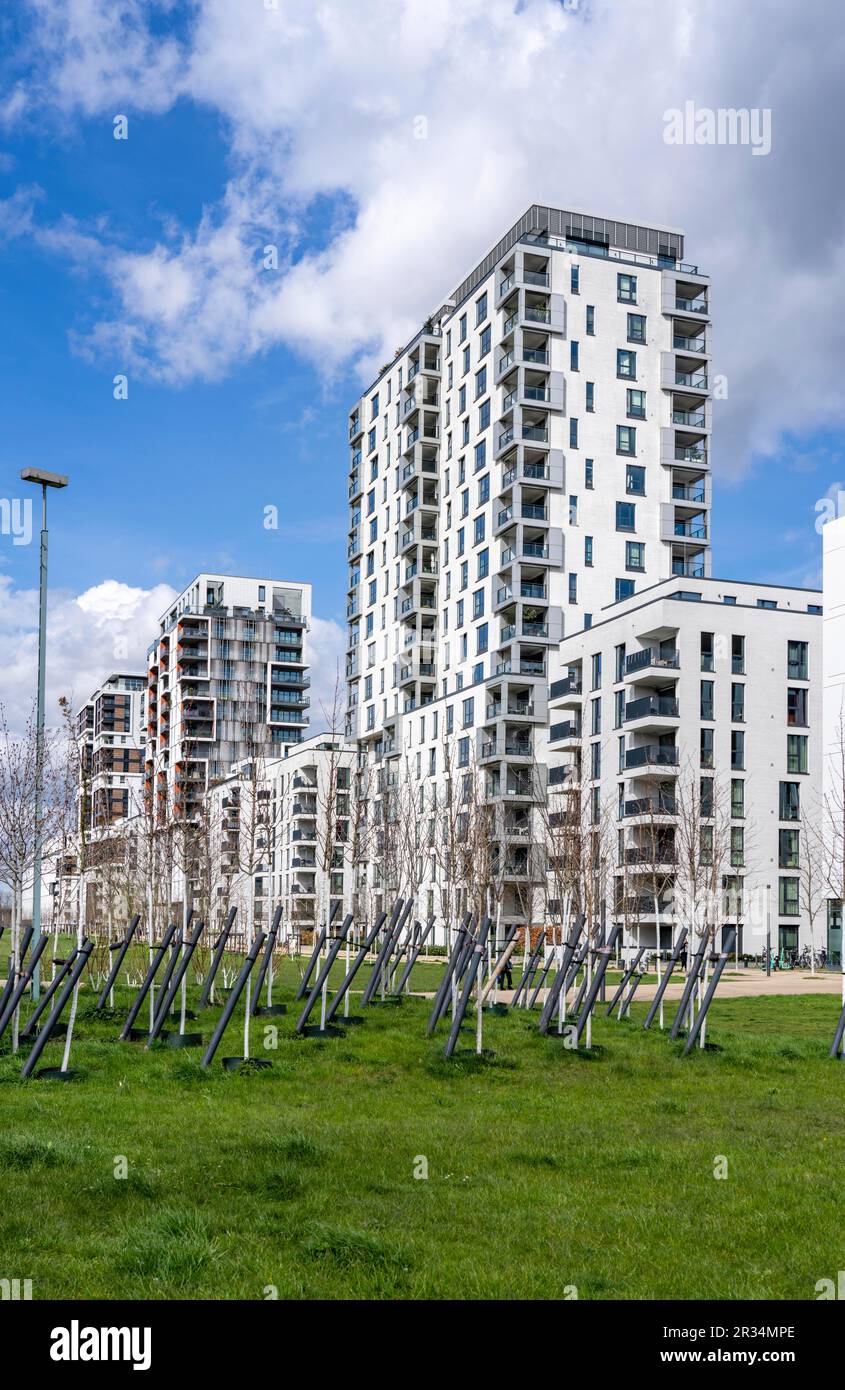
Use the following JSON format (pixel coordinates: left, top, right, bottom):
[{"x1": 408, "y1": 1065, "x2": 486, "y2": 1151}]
[{"x1": 0, "y1": 0, "x2": 843, "y2": 734}]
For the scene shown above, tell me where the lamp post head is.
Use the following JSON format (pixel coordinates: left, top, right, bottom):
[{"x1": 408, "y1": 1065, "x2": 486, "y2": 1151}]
[{"x1": 20, "y1": 467, "x2": 69, "y2": 489}]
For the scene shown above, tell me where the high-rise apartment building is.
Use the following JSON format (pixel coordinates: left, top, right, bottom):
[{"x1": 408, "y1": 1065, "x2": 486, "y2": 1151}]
[
  {"x1": 144, "y1": 573, "x2": 311, "y2": 821},
  {"x1": 75, "y1": 672, "x2": 147, "y2": 831},
  {"x1": 549, "y1": 577, "x2": 823, "y2": 956},
  {"x1": 345, "y1": 204, "x2": 710, "y2": 925}
]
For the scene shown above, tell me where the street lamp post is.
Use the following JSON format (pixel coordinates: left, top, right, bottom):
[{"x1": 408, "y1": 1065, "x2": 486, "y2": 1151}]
[{"x1": 20, "y1": 467, "x2": 68, "y2": 1000}]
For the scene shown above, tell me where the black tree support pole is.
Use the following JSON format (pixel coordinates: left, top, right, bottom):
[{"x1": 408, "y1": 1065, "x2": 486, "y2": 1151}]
[
  {"x1": 528, "y1": 933, "x2": 561, "y2": 1009},
  {"x1": 154, "y1": 922, "x2": 188, "y2": 1015},
  {"x1": 0, "y1": 933, "x2": 49, "y2": 1039},
  {"x1": 0, "y1": 924, "x2": 34, "y2": 1017},
  {"x1": 200, "y1": 933, "x2": 266, "y2": 1069},
  {"x1": 512, "y1": 929, "x2": 546, "y2": 1007},
  {"x1": 433, "y1": 917, "x2": 477, "y2": 1027},
  {"x1": 198, "y1": 905, "x2": 238, "y2": 1009},
  {"x1": 573, "y1": 926, "x2": 622, "y2": 1044},
  {"x1": 360, "y1": 899, "x2": 408, "y2": 1007},
  {"x1": 425, "y1": 915, "x2": 472, "y2": 1035},
  {"x1": 388, "y1": 917, "x2": 419, "y2": 989},
  {"x1": 570, "y1": 940, "x2": 595, "y2": 1018},
  {"x1": 119, "y1": 924, "x2": 179, "y2": 1041},
  {"x1": 394, "y1": 917, "x2": 435, "y2": 995},
  {"x1": 250, "y1": 904, "x2": 283, "y2": 1014},
  {"x1": 538, "y1": 914, "x2": 586, "y2": 1034},
  {"x1": 21, "y1": 947, "x2": 80, "y2": 1038},
  {"x1": 377, "y1": 901, "x2": 415, "y2": 993},
  {"x1": 147, "y1": 917, "x2": 207, "y2": 1043},
  {"x1": 325, "y1": 911, "x2": 388, "y2": 1023},
  {"x1": 669, "y1": 931, "x2": 710, "y2": 1040},
  {"x1": 643, "y1": 927, "x2": 689, "y2": 1030},
  {"x1": 295, "y1": 914, "x2": 354, "y2": 1032},
  {"x1": 683, "y1": 930, "x2": 736, "y2": 1054},
  {"x1": 325, "y1": 910, "x2": 386, "y2": 1018},
  {"x1": 605, "y1": 947, "x2": 647, "y2": 1017},
  {"x1": 95, "y1": 913, "x2": 141, "y2": 1011},
  {"x1": 294, "y1": 901, "x2": 340, "y2": 1001},
  {"x1": 620, "y1": 964, "x2": 648, "y2": 1016},
  {"x1": 20, "y1": 941, "x2": 94, "y2": 1079},
  {"x1": 444, "y1": 916, "x2": 492, "y2": 1058}
]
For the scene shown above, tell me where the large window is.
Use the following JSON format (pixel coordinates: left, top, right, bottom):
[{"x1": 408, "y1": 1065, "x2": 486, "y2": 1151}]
[
  {"x1": 779, "y1": 781, "x2": 800, "y2": 820},
  {"x1": 779, "y1": 829, "x2": 800, "y2": 869},
  {"x1": 778, "y1": 877, "x2": 799, "y2": 916},
  {"x1": 787, "y1": 687, "x2": 808, "y2": 727},
  {"x1": 617, "y1": 272, "x2": 637, "y2": 303},
  {"x1": 787, "y1": 733, "x2": 808, "y2": 774},
  {"x1": 787, "y1": 640, "x2": 808, "y2": 680}
]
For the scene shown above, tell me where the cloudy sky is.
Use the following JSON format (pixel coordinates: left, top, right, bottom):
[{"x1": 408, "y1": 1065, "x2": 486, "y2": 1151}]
[{"x1": 0, "y1": 0, "x2": 843, "y2": 733}]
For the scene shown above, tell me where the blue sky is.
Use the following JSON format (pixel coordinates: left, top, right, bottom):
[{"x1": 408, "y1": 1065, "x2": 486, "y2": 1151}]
[{"x1": 1, "y1": 0, "x2": 843, "y2": 730}]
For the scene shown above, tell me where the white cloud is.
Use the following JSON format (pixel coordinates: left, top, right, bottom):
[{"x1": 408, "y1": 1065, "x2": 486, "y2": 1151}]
[
  {"x1": 0, "y1": 572, "x2": 346, "y2": 748},
  {"x1": 0, "y1": 574, "x2": 176, "y2": 737},
  {"x1": 6, "y1": 0, "x2": 845, "y2": 475}
]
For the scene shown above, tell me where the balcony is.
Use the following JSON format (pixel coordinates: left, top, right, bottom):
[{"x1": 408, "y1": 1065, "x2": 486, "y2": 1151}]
[
  {"x1": 549, "y1": 719, "x2": 581, "y2": 747},
  {"x1": 624, "y1": 695, "x2": 680, "y2": 731},
  {"x1": 624, "y1": 795, "x2": 677, "y2": 819},
  {"x1": 624, "y1": 648, "x2": 680, "y2": 681},
  {"x1": 625, "y1": 745, "x2": 679, "y2": 771},
  {"x1": 549, "y1": 674, "x2": 582, "y2": 707}
]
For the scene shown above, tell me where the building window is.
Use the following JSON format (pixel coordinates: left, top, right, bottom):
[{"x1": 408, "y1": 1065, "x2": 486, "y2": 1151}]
[
  {"x1": 586, "y1": 305, "x2": 595, "y2": 335},
  {"x1": 731, "y1": 683, "x2": 745, "y2": 722},
  {"x1": 615, "y1": 578, "x2": 635, "y2": 601},
  {"x1": 616, "y1": 501, "x2": 635, "y2": 531},
  {"x1": 731, "y1": 827, "x2": 745, "y2": 867},
  {"x1": 584, "y1": 535, "x2": 593, "y2": 566},
  {"x1": 779, "y1": 781, "x2": 800, "y2": 820},
  {"x1": 475, "y1": 291, "x2": 488, "y2": 325},
  {"x1": 731, "y1": 730, "x2": 745, "y2": 770},
  {"x1": 570, "y1": 418, "x2": 579, "y2": 447},
  {"x1": 570, "y1": 341, "x2": 579, "y2": 371},
  {"x1": 700, "y1": 631, "x2": 714, "y2": 671},
  {"x1": 591, "y1": 696, "x2": 601, "y2": 735},
  {"x1": 731, "y1": 778, "x2": 745, "y2": 818},
  {"x1": 462, "y1": 698, "x2": 474, "y2": 727},
  {"x1": 568, "y1": 573, "x2": 577, "y2": 604},
  {"x1": 616, "y1": 425, "x2": 636, "y2": 455},
  {"x1": 585, "y1": 458, "x2": 594, "y2": 489},
  {"x1": 787, "y1": 687, "x2": 808, "y2": 727},
  {"x1": 617, "y1": 349, "x2": 636, "y2": 379},
  {"x1": 701, "y1": 727, "x2": 714, "y2": 768},
  {"x1": 787, "y1": 639, "x2": 808, "y2": 680},
  {"x1": 700, "y1": 680, "x2": 714, "y2": 721},
  {"x1": 779, "y1": 829, "x2": 800, "y2": 869},
  {"x1": 617, "y1": 272, "x2": 637, "y2": 303},
  {"x1": 477, "y1": 623, "x2": 488, "y2": 654},
  {"x1": 731, "y1": 635, "x2": 745, "y2": 674},
  {"x1": 626, "y1": 464, "x2": 645, "y2": 495},
  {"x1": 571, "y1": 265, "x2": 580, "y2": 293},
  {"x1": 625, "y1": 541, "x2": 645, "y2": 571},
  {"x1": 787, "y1": 733, "x2": 808, "y2": 774},
  {"x1": 591, "y1": 652, "x2": 602, "y2": 689},
  {"x1": 626, "y1": 389, "x2": 646, "y2": 420},
  {"x1": 779, "y1": 877, "x2": 799, "y2": 916},
  {"x1": 700, "y1": 776, "x2": 713, "y2": 817},
  {"x1": 627, "y1": 313, "x2": 646, "y2": 343},
  {"x1": 586, "y1": 382, "x2": 595, "y2": 412}
]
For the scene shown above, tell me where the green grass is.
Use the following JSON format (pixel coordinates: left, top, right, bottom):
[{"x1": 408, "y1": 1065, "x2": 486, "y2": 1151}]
[{"x1": 1, "y1": 949, "x2": 844, "y2": 1300}]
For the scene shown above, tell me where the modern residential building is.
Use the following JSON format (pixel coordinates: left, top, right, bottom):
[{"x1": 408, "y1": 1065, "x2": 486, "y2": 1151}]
[
  {"x1": 548, "y1": 576, "x2": 823, "y2": 956},
  {"x1": 203, "y1": 735, "x2": 355, "y2": 943},
  {"x1": 144, "y1": 573, "x2": 311, "y2": 822},
  {"x1": 345, "y1": 203, "x2": 711, "y2": 927},
  {"x1": 75, "y1": 672, "x2": 147, "y2": 832}
]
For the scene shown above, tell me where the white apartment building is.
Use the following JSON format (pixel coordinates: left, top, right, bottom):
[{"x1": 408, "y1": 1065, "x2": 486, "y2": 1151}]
[
  {"x1": 203, "y1": 735, "x2": 355, "y2": 943},
  {"x1": 345, "y1": 204, "x2": 711, "y2": 927},
  {"x1": 548, "y1": 576, "x2": 823, "y2": 957},
  {"x1": 822, "y1": 515, "x2": 845, "y2": 964},
  {"x1": 144, "y1": 573, "x2": 311, "y2": 822},
  {"x1": 75, "y1": 672, "x2": 147, "y2": 831}
]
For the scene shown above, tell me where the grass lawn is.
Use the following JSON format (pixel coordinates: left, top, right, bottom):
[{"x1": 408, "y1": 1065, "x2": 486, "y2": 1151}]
[{"x1": 1, "y1": 944, "x2": 844, "y2": 1301}]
